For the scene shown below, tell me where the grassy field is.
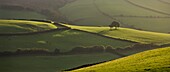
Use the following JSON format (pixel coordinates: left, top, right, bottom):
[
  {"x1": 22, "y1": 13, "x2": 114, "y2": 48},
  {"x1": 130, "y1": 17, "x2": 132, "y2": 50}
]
[
  {"x1": 95, "y1": 0, "x2": 167, "y2": 16},
  {"x1": 71, "y1": 47, "x2": 170, "y2": 72},
  {"x1": 0, "y1": 53, "x2": 119, "y2": 72},
  {"x1": 0, "y1": 9, "x2": 46, "y2": 19},
  {"x1": 162, "y1": 0, "x2": 170, "y2": 3},
  {"x1": 0, "y1": 29, "x2": 133, "y2": 52},
  {"x1": 116, "y1": 17, "x2": 170, "y2": 33},
  {"x1": 0, "y1": 20, "x2": 133, "y2": 52},
  {"x1": 65, "y1": 24, "x2": 170, "y2": 45},
  {"x1": 0, "y1": 20, "x2": 57, "y2": 33},
  {"x1": 130, "y1": 0, "x2": 170, "y2": 14},
  {"x1": 59, "y1": 0, "x2": 112, "y2": 25},
  {"x1": 59, "y1": 0, "x2": 170, "y2": 33}
]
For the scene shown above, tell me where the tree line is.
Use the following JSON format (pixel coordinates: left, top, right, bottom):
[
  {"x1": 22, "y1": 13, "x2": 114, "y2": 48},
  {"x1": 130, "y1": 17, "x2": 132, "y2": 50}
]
[{"x1": 0, "y1": 43, "x2": 160, "y2": 57}]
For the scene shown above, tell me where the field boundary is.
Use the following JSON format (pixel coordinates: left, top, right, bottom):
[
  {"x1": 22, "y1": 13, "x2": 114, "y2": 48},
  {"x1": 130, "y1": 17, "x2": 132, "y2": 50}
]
[
  {"x1": 0, "y1": 28, "x2": 70, "y2": 36},
  {"x1": 64, "y1": 43, "x2": 170, "y2": 71},
  {"x1": 72, "y1": 29, "x2": 137, "y2": 43},
  {"x1": 93, "y1": 0, "x2": 170, "y2": 19},
  {"x1": 125, "y1": 0, "x2": 170, "y2": 16},
  {"x1": 0, "y1": 19, "x2": 71, "y2": 36},
  {"x1": 158, "y1": 0, "x2": 170, "y2": 5}
]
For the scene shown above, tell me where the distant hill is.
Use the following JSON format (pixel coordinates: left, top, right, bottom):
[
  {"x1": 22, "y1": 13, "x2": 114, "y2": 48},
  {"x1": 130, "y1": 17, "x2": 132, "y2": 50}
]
[
  {"x1": 60, "y1": 0, "x2": 170, "y2": 33},
  {"x1": 71, "y1": 47, "x2": 170, "y2": 72},
  {"x1": 0, "y1": 0, "x2": 76, "y2": 21}
]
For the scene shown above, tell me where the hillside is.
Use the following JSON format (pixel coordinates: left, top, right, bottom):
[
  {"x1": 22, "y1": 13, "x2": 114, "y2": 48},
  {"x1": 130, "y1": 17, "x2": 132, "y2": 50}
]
[
  {"x1": 0, "y1": 19, "x2": 57, "y2": 33},
  {"x1": 0, "y1": 20, "x2": 133, "y2": 52},
  {"x1": 0, "y1": 0, "x2": 76, "y2": 21},
  {"x1": 60, "y1": 0, "x2": 170, "y2": 33},
  {"x1": 71, "y1": 47, "x2": 170, "y2": 72},
  {"x1": 65, "y1": 24, "x2": 170, "y2": 45},
  {"x1": 0, "y1": 9, "x2": 46, "y2": 19},
  {"x1": 0, "y1": 53, "x2": 118, "y2": 72}
]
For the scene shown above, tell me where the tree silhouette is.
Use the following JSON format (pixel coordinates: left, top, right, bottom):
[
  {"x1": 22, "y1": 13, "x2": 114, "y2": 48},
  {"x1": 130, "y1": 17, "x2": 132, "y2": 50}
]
[{"x1": 109, "y1": 21, "x2": 120, "y2": 30}]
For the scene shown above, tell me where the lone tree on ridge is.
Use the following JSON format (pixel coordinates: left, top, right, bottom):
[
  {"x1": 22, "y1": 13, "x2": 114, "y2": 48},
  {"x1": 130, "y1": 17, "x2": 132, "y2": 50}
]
[{"x1": 109, "y1": 21, "x2": 120, "y2": 30}]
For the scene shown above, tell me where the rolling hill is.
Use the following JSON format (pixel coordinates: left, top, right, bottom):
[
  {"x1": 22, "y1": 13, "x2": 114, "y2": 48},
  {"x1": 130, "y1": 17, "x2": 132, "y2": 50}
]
[
  {"x1": 1, "y1": 0, "x2": 170, "y2": 72},
  {"x1": 0, "y1": 19, "x2": 170, "y2": 72},
  {"x1": 0, "y1": 0, "x2": 76, "y2": 22},
  {"x1": 0, "y1": 19, "x2": 134, "y2": 72},
  {"x1": 0, "y1": 19, "x2": 133, "y2": 52},
  {"x1": 60, "y1": 0, "x2": 170, "y2": 33},
  {"x1": 0, "y1": 9, "x2": 46, "y2": 19},
  {"x1": 70, "y1": 47, "x2": 170, "y2": 72},
  {"x1": 0, "y1": 53, "x2": 119, "y2": 72},
  {"x1": 0, "y1": 19, "x2": 57, "y2": 33},
  {"x1": 65, "y1": 24, "x2": 170, "y2": 45}
]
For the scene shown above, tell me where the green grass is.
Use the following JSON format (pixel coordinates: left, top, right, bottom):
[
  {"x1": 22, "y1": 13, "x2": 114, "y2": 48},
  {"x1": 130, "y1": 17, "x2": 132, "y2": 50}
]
[
  {"x1": 116, "y1": 17, "x2": 170, "y2": 33},
  {"x1": 0, "y1": 9, "x2": 46, "y2": 19},
  {"x1": 0, "y1": 19, "x2": 57, "y2": 33},
  {"x1": 59, "y1": 0, "x2": 113, "y2": 25},
  {"x1": 71, "y1": 47, "x2": 170, "y2": 72},
  {"x1": 130, "y1": 0, "x2": 170, "y2": 14},
  {"x1": 95, "y1": 0, "x2": 166, "y2": 16},
  {"x1": 65, "y1": 24, "x2": 170, "y2": 45},
  {"x1": 60, "y1": 0, "x2": 170, "y2": 33},
  {"x1": 0, "y1": 53, "x2": 119, "y2": 72},
  {"x1": 0, "y1": 29, "x2": 133, "y2": 52}
]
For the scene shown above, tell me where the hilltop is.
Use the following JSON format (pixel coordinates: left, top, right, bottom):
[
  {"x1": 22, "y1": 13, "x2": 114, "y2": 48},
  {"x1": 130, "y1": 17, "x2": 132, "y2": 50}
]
[
  {"x1": 0, "y1": 19, "x2": 57, "y2": 33},
  {"x1": 71, "y1": 47, "x2": 170, "y2": 72}
]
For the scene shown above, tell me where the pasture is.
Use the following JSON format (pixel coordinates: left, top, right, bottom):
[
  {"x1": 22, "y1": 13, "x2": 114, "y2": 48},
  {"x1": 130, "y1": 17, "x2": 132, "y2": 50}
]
[
  {"x1": 0, "y1": 53, "x2": 119, "y2": 72},
  {"x1": 71, "y1": 47, "x2": 170, "y2": 72},
  {"x1": 60, "y1": 0, "x2": 170, "y2": 33},
  {"x1": 129, "y1": 0, "x2": 170, "y2": 15},
  {"x1": 0, "y1": 9, "x2": 46, "y2": 19},
  {"x1": 65, "y1": 24, "x2": 170, "y2": 45},
  {"x1": 0, "y1": 29, "x2": 133, "y2": 52},
  {"x1": 0, "y1": 20, "x2": 57, "y2": 33},
  {"x1": 0, "y1": 20, "x2": 133, "y2": 52}
]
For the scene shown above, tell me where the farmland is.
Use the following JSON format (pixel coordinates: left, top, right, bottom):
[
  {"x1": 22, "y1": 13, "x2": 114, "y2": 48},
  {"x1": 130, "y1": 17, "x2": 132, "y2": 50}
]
[
  {"x1": 0, "y1": 9, "x2": 46, "y2": 19},
  {"x1": 0, "y1": 53, "x2": 118, "y2": 72},
  {"x1": 71, "y1": 47, "x2": 170, "y2": 72},
  {"x1": 0, "y1": 0, "x2": 76, "y2": 21},
  {"x1": 0, "y1": 20, "x2": 57, "y2": 33},
  {"x1": 0, "y1": 19, "x2": 170, "y2": 72},
  {"x1": 65, "y1": 24, "x2": 170, "y2": 45},
  {"x1": 0, "y1": 20, "x2": 133, "y2": 52},
  {"x1": 0, "y1": 0, "x2": 170, "y2": 72},
  {"x1": 60, "y1": 0, "x2": 170, "y2": 33}
]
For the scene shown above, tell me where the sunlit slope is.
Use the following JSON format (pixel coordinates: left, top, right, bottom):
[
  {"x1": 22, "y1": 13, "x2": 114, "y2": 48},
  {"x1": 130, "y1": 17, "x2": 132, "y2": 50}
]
[
  {"x1": 71, "y1": 47, "x2": 170, "y2": 72},
  {"x1": 65, "y1": 24, "x2": 170, "y2": 45},
  {"x1": 0, "y1": 20, "x2": 57, "y2": 33}
]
